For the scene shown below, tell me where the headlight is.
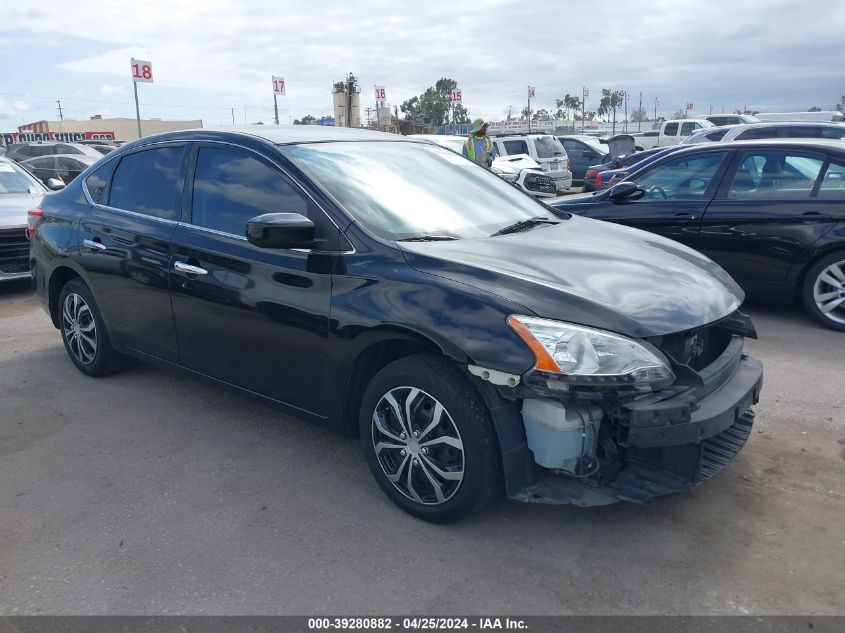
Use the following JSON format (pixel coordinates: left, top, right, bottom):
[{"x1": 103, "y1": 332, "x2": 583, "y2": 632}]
[{"x1": 507, "y1": 315, "x2": 675, "y2": 390}]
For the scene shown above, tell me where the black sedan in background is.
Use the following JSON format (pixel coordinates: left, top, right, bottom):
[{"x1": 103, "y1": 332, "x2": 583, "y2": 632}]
[
  {"x1": 30, "y1": 127, "x2": 763, "y2": 522},
  {"x1": 551, "y1": 139, "x2": 845, "y2": 330},
  {"x1": 582, "y1": 148, "x2": 668, "y2": 192}
]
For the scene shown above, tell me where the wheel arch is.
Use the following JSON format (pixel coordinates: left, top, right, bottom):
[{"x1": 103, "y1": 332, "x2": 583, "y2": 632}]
[
  {"x1": 47, "y1": 265, "x2": 83, "y2": 328},
  {"x1": 340, "y1": 329, "x2": 449, "y2": 437},
  {"x1": 794, "y1": 244, "x2": 845, "y2": 298}
]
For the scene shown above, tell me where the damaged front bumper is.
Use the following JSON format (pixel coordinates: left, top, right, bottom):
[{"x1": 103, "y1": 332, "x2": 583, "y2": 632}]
[{"x1": 499, "y1": 330, "x2": 763, "y2": 507}]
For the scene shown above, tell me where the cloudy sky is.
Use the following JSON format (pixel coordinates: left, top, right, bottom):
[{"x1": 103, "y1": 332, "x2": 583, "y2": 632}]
[{"x1": 0, "y1": 0, "x2": 842, "y2": 130}]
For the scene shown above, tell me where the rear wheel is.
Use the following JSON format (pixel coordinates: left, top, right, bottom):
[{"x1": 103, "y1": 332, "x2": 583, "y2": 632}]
[
  {"x1": 58, "y1": 278, "x2": 126, "y2": 376},
  {"x1": 802, "y1": 252, "x2": 845, "y2": 331},
  {"x1": 359, "y1": 354, "x2": 501, "y2": 523}
]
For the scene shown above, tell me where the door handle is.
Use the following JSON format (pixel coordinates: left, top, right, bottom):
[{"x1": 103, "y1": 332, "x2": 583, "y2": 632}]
[
  {"x1": 82, "y1": 238, "x2": 106, "y2": 251},
  {"x1": 174, "y1": 261, "x2": 208, "y2": 276},
  {"x1": 673, "y1": 213, "x2": 697, "y2": 222},
  {"x1": 800, "y1": 212, "x2": 833, "y2": 222}
]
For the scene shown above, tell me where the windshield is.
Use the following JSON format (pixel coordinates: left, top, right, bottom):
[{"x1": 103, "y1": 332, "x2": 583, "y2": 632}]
[
  {"x1": 283, "y1": 141, "x2": 556, "y2": 240},
  {"x1": 0, "y1": 160, "x2": 44, "y2": 194},
  {"x1": 534, "y1": 136, "x2": 566, "y2": 159}
]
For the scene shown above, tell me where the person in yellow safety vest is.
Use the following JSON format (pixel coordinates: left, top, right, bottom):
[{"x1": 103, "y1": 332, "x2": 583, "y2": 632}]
[{"x1": 462, "y1": 119, "x2": 497, "y2": 168}]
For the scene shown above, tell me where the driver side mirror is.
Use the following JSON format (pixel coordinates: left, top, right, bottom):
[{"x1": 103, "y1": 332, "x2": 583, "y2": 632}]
[
  {"x1": 45, "y1": 178, "x2": 65, "y2": 191},
  {"x1": 608, "y1": 181, "x2": 644, "y2": 203},
  {"x1": 246, "y1": 213, "x2": 315, "y2": 249}
]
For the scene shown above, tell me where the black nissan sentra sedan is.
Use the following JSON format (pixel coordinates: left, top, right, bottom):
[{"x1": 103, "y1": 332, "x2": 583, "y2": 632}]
[{"x1": 28, "y1": 127, "x2": 763, "y2": 523}]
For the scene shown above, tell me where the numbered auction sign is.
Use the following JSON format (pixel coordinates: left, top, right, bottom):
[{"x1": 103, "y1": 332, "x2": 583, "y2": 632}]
[
  {"x1": 273, "y1": 76, "x2": 286, "y2": 96},
  {"x1": 374, "y1": 85, "x2": 386, "y2": 101},
  {"x1": 131, "y1": 59, "x2": 153, "y2": 83},
  {"x1": 451, "y1": 90, "x2": 462, "y2": 103}
]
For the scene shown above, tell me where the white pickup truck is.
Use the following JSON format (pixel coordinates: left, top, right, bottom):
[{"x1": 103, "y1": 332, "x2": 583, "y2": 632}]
[{"x1": 632, "y1": 118, "x2": 714, "y2": 150}]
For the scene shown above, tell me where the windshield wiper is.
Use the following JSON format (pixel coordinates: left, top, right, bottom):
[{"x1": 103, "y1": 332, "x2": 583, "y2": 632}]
[
  {"x1": 490, "y1": 216, "x2": 560, "y2": 237},
  {"x1": 397, "y1": 235, "x2": 459, "y2": 242}
]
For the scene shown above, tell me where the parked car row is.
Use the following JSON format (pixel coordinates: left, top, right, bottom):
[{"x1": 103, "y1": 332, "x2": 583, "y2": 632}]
[
  {"x1": 550, "y1": 139, "x2": 845, "y2": 331},
  {"x1": 0, "y1": 157, "x2": 45, "y2": 281}
]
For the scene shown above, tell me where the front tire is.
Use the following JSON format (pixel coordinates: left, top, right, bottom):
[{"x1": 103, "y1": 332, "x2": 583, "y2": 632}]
[
  {"x1": 58, "y1": 278, "x2": 126, "y2": 376},
  {"x1": 359, "y1": 354, "x2": 502, "y2": 523},
  {"x1": 802, "y1": 252, "x2": 845, "y2": 331}
]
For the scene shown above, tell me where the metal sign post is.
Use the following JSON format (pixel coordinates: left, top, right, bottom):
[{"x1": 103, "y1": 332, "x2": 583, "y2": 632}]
[
  {"x1": 582, "y1": 87, "x2": 589, "y2": 132},
  {"x1": 527, "y1": 86, "x2": 535, "y2": 133},
  {"x1": 130, "y1": 58, "x2": 153, "y2": 138},
  {"x1": 451, "y1": 90, "x2": 462, "y2": 135},
  {"x1": 272, "y1": 77, "x2": 286, "y2": 125}
]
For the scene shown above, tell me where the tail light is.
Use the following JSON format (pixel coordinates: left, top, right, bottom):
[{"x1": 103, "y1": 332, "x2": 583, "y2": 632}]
[
  {"x1": 566, "y1": 158, "x2": 571, "y2": 172},
  {"x1": 585, "y1": 169, "x2": 597, "y2": 180},
  {"x1": 596, "y1": 172, "x2": 603, "y2": 188},
  {"x1": 26, "y1": 208, "x2": 43, "y2": 240}
]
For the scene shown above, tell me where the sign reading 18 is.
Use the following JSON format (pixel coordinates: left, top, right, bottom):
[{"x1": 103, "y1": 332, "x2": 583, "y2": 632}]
[{"x1": 132, "y1": 63, "x2": 152, "y2": 80}]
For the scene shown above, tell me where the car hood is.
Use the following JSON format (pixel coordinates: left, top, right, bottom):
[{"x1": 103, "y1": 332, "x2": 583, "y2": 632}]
[
  {"x1": 0, "y1": 191, "x2": 43, "y2": 228},
  {"x1": 398, "y1": 215, "x2": 743, "y2": 338}
]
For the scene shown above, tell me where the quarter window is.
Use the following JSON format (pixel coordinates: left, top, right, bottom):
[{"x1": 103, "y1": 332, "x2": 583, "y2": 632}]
[
  {"x1": 85, "y1": 159, "x2": 117, "y2": 204},
  {"x1": 726, "y1": 151, "x2": 825, "y2": 200},
  {"x1": 502, "y1": 140, "x2": 529, "y2": 155},
  {"x1": 663, "y1": 123, "x2": 679, "y2": 136},
  {"x1": 108, "y1": 146, "x2": 186, "y2": 220},
  {"x1": 191, "y1": 147, "x2": 309, "y2": 237}
]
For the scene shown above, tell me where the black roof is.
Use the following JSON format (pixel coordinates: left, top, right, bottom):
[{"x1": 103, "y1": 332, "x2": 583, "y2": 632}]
[{"x1": 188, "y1": 125, "x2": 402, "y2": 144}]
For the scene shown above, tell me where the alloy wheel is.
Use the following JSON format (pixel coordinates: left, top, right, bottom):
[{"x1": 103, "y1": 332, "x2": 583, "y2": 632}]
[
  {"x1": 813, "y1": 259, "x2": 845, "y2": 325},
  {"x1": 62, "y1": 292, "x2": 98, "y2": 365},
  {"x1": 371, "y1": 387, "x2": 464, "y2": 505}
]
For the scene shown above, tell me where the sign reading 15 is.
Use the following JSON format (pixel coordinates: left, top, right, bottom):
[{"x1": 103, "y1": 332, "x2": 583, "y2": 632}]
[
  {"x1": 451, "y1": 91, "x2": 462, "y2": 103},
  {"x1": 131, "y1": 59, "x2": 153, "y2": 83}
]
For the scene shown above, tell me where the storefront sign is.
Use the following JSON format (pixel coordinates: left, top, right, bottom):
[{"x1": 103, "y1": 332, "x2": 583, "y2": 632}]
[{"x1": 2, "y1": 131, "x2": 116, "y2": 145}]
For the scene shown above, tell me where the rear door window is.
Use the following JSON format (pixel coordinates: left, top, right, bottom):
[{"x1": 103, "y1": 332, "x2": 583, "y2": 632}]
[
  {"x1": 108, "y1": 145, "x2": 186, "y2": 220},
  {"x1": 726, "y1": 151, "x2": 825, "y2": 199},
  {"x1": 680, "y1": 122, "x2": 700, "y2": 136},
  {"x1": 736, "y1": 127, "x2": 780, "y2": 140},
  {"x1": 663, "y1": 122, "x2": 679, "y2": 136}
]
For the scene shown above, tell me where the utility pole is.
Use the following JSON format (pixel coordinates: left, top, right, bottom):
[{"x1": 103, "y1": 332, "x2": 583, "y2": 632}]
[
  {"x1": 231, "y1": 108, "x2": 235, "y2": 125},
  {"x1": 527, "y1": 87, "x2": 532, "y2": 133},
  {"x1": 654, "y1": 96, "x2": 659, "y2": 123},
  {"x1": 624, "y1": 91, "x2": 628, "y2": 133},
  {"x1": 56, "y1": 99, "x2": 64, "y2": 122},
  {"x1": 274, "y1": 93, "x2": 279, "y2": 125},
  {"x1": 582, "y1": 87, "x2": 589, "y2": 133},
  {"x1": 638, "y1": 91, "x2": 642, "y2": 132},
  {"x1": 133, "y1": 82, "x2": 142, "y2": 137}
]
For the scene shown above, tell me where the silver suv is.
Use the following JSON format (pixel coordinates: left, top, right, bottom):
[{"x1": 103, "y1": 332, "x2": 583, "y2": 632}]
[{"x1": 492, "y1": 134, "x2": 572, "y2": 192}]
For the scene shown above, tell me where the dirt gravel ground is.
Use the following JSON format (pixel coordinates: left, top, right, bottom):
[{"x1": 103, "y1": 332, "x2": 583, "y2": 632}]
[{"x1": 0, "y1": 279, "x2": 843, "y2": 615}]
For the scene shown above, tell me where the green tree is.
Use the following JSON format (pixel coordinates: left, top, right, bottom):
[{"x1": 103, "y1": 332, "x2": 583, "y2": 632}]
[
  {"x1": 532, "y1": 108, "x2": 550, "y2": 121},
  {"x1": 555, "y1": 94, "x2": 582, "y2": 120},
  {"x1": 630, "y1": 108, "x2": 649, "y2": 122},
  {"x1": 399, "y1": 78, "x2": 464, "y2": 128},
  {"x1": 293, "y1": 114, "x2": 317, "y2": 125},
  {"x1": 597, "y1": 89, "x2": 625, "y2": 120},
  {"x1": 809, "y1": 106, "x2": 822, "y2": 112},
  {"x1": 672, "y1": 108, "x2": 687, "y2": 119}
]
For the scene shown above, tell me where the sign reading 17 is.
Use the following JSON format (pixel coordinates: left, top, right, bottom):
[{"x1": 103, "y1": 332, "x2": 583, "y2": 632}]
[{"x1": 131, "y1": 59, "x2": 153, "y2": 83}]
